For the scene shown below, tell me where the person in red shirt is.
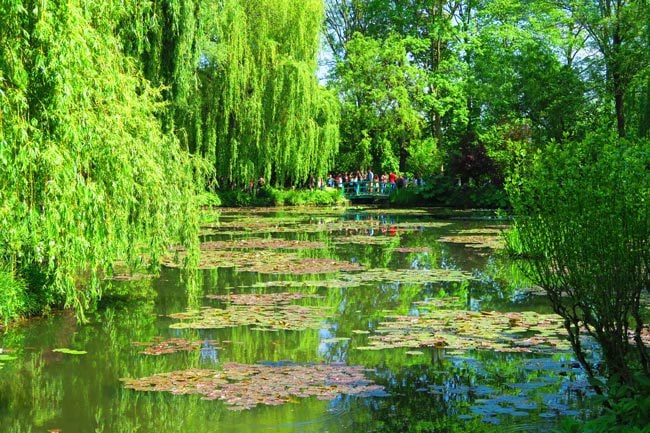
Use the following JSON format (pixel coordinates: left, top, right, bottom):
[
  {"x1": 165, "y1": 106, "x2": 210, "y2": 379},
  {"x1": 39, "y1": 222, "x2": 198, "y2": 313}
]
[{"x1": 388, "y1": 172, "x2": 397, "y2": 190}]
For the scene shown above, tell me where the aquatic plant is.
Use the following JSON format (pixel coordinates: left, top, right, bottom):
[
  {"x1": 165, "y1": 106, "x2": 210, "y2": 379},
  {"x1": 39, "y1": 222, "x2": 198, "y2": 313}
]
[
  {"x1": 121, "y1": 363, "x2": 383, "y2": 410},
  {"x1": 163, "y1": 250, "x2": 363, "y2": 274},
  {"x1": 206, "y1": 292, "x2": 322, "y2": 305},
  {"x1": 200, "y1": 239, "x2": 327, "y2": 250},
  {"x1": 169, "y1": 302, "x2": 330, "y2": 331},
  {"x1": 133, "y1": 337, "x2": 219, "y2": 356},
  {"x1": 357, "y1": 310, "x2": 570, "y2": 353}
]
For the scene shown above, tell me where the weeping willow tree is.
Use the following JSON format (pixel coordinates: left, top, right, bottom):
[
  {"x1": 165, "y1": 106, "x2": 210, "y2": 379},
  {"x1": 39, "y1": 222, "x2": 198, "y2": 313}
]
[
  {"x1": 114, "y1": 0, "x2": 205, "y2": 151},
  {"x1": 198, "y1": 0, "x2": 339, "y2": 188},
  {"x1": 0, "y1": 0, "x2": 199, "y2": 319}
]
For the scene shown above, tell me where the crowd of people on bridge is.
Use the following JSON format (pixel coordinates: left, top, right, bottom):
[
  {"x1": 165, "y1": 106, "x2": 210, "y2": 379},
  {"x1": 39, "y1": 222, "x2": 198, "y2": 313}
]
[
  {"x1": 320, "y1": 170, "x2": 425, "y2": 195},
  {"x1": 246, "y1": 170, "x2": 425, "y2": 195}
]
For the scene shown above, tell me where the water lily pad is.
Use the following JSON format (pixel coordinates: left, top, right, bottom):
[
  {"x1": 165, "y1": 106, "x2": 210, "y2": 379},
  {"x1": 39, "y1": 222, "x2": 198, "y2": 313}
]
[
  {"x1": 234, "y1": 279, "x2": 352, "y2": 290},
  {"x1": 52, "y1": 348, "x2": 87, "y2": 355},
  {"x1": 414, "y1": 297, "x2": 465, "y2": 310},
  {"x1": 341, "y1": 268, "x2": 474, "y2": 285},
  {"x1": 121, "y1": 363, "x2": 384, "y2": 410},
  {"x1": 207, "y1": 292, "x2": 322, "y2": 305},
  {"x1": 393, "y1": 247, "x2": 431, "y2": 253},
  {"x1": 231, "y1": 267, "x2": 474, "y2": 291},
  {"x1": 133, "y1": 337, "x2": 219, "y2": 356},
  {"x1": 438, "y1": 235, "x2": 504, "y2": 250},
  {"x1": 169, "y1": 295, "x2": 331, "y2": 331},
  {"x1": 356, "y1": 310, "x2": 570, "y2": 353},
  {"x1": 332, "y1": 235, "x2": 399, "y2": 245},
  {"x1": 200, "y1": 238, "x2": 327, "y2": 250},
  {"x1": 200, "y1": 216, "x2": 449, "y2": 237},
  {"x1": 163, "y1": 250, "x2": 363, "y2": 274}
]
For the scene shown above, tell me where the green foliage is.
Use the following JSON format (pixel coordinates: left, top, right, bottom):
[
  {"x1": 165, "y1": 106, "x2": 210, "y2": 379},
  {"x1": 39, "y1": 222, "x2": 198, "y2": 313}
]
[
  {"x1": 326, "y1": 0, "x2": 650, "y2": 208},
  {"x1": 507, "y1": 134, "x2": 649, "y2": 389},
  {"x1": 197, "y1": 0, "x2": 339, "y2": 187},
  {"x1": 195, "y1": 192, "x2": 222, "y2": 208},
  {"x1": 334, "y1": 34, "x2": 426, "y2": 173},
  {"x1": 0, "y1": 0, "x2": 199, "y2": 320},
  {"x1": 388, "y1": 188, "x2": 424, "y2": 208},
  {"x1": 0, "y1": 269, "x2": 28, "y2": 324},
  {"x1": 215, "y1": 187, "x2": 345, "y2": 207},
  {"x1": 106, "y1": 0, "x2": 205, "y2": 150},
  {"x1": 388, "y1": 177, "x2": 508, "y2": 209},
  {"x1": 405, "y1": 138, "x2": 443, "y2": 178}
]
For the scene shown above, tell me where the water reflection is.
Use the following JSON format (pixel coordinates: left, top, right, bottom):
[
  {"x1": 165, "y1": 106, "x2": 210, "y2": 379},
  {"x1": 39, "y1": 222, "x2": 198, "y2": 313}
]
[{"x1": 0, "y1": 208, "x2": 595, "y2": 432}]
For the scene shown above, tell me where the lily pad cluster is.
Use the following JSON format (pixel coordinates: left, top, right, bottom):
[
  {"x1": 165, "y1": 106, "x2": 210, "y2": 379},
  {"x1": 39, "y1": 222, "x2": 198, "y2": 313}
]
[
  {"x1": 436, "y1": 227, "x2": 506, "y2": 250},
  {"x1": 340, "y1": 268, "x2": 473, "y2": 285},
  {"x1": 207, "y1": 292, "x2": 322, "y2": 305},
  {"x1": 357, "y1": 310, "x2": 570, "y2": 353},
  {"x1": 414, "y1": 297, "x2": 465, "y2": 309},
  {"x1": 393, "y1": 247, "x2": 431, "y2": 253},
  {"x1": 169, "y1": 303, "x2": 330, "y2": 331},
  {"x1": 200, "y1": 217, "x2": 450, "y2": 237},
  {"x1": 232, "y1": 268, "x2": 474, "y2": 291},
  {"x1": 163, "y1": 250, "x2": 363, "y2": 274},
  {"x1": 121, "y1": 363, "x2": 383, "y2": 410},
  {"x1": 332, "y1": 235, "x2": 399, "y2": 245},
  {"x1": 133, "y1": 337, "x2": 219, "y2": 356},
  {"x1": 200, "y1": 238, "x2": 327, "y2": 250},
  {"x1": 438, "y1": 234, "x2": 504, "y2": 250}
]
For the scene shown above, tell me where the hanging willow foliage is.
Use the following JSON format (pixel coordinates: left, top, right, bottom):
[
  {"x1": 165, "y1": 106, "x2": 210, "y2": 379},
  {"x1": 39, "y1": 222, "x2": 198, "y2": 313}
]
[
  {"x1": 0, "y1": 0, "x2": 199, "y2": 318},
  {"x1": 199, "y1": 0, "x2": 339, "y2": 187},
  {"x1": 113, "y1": 0, "x2": 205, "y2": 151}
]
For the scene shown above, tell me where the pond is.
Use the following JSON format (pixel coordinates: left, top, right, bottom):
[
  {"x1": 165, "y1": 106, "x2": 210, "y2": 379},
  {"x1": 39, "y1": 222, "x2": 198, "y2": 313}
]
[{"x1": 0, "y1": 207, "x2": 598, "y2": 433}]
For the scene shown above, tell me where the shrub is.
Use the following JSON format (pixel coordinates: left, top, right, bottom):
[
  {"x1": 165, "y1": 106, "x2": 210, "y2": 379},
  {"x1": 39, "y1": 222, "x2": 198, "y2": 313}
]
[
  {"x1": 196, "y1": 192, "x2": 222, "y2": 207},
  {"x1": 214, "y1": 187, "x2": 346, "y2": 207},
  {"x1": 507, "y1": 134, "x2": 649, "y2": 394}
]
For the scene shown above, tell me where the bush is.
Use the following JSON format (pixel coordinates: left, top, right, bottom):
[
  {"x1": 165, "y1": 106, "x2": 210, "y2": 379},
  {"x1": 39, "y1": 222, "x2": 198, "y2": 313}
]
[
  {"x1": 388, "y1": 187, "x2": 423, "y2": 207},
  {"x1": 196, "y1": 192, "x2": 222, "y2": 207},
  {"x1": 214, "y1": 187, "x2": 346, "y2": 207},
  {"x1": 387, "y1": 177, "x2": 509, "y2": 209},
  {"x1": 507, "y1": 134, "x2": 649, "y2": 393}
]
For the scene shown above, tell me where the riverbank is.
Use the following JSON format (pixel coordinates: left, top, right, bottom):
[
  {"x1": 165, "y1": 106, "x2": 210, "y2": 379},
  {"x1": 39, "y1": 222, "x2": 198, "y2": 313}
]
[{"x1": 198, "y1": 178, "x2": 510, "y2": 210}]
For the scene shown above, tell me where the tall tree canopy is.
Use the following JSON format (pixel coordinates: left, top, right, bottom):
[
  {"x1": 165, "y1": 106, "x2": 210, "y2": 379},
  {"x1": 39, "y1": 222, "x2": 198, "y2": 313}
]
[
  {"x1": 116, "y1": 0, "x2": 205, "y2": 149},
  {"x1": 197, "y1": 0, "x2": 339, "y2": 187},
  {"x1": 326, "y1": 0, "x2": 649, "y2": 185},
  {"x1": 0, "y1": 0, "x2": 199, "y2": 317}
]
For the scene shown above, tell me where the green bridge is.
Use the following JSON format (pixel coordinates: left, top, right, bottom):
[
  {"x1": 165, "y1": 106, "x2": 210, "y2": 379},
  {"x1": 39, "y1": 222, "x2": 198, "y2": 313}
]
[{"x1": 341, "y1": 180, "x2": 392, "y2": 201}]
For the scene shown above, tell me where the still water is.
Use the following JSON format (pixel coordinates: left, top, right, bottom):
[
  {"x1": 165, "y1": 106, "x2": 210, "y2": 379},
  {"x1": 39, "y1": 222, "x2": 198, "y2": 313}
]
[{"x1": 0, "y1": 208, "x2": 596, "y2": 433}]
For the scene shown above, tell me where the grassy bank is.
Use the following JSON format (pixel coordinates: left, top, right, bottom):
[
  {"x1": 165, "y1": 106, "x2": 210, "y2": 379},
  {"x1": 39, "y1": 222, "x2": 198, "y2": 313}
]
[{"x1": 197, "y1": 187, "x2": 347, "y2": 207}]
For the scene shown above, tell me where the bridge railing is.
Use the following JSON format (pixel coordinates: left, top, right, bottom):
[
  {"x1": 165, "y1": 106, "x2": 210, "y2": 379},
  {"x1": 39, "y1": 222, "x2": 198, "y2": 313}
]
[{"x1": 340, "y1": 180, "x2": 393, "y2": 198}]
